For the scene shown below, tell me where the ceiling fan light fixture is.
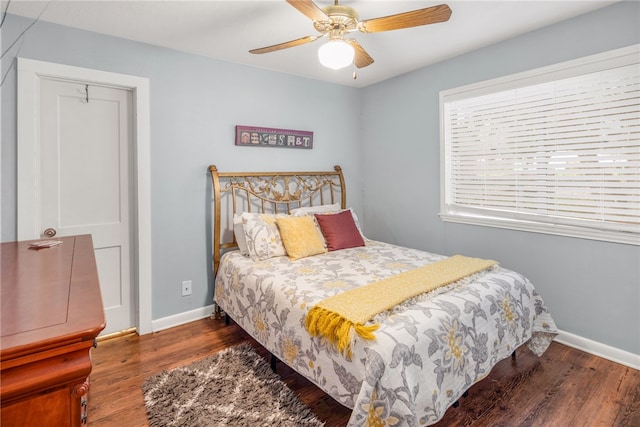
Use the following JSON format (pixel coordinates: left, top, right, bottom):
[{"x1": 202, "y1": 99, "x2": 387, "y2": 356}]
[{"x1": 318, "y1": 39, "x2": 354, "y2": 70}]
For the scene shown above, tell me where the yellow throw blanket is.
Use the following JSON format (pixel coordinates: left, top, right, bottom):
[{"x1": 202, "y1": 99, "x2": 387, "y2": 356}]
[{"x1": 305, "y1": 255, "x2": 497, "y2": 358}]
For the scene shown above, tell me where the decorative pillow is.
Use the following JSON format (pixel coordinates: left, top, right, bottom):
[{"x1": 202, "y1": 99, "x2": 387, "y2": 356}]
[
  {"x1": 233, "y1": 214, "x2": 249, "y2": 256},
  {"x1": 315, "y1": 210, "x2": 365, "y2": 251},
  {"x1": 290, "y1": 203, "x2": 341, "y2": 216},
  {"x1": 345, "y1": 208, "x2": 367, "y2": 241},
  {"x1": 241, "y1": 213, "x2": 288, "y2": 260},
  {"x1": 276, "y1": 216, "x2": 327, "y2": 261}
]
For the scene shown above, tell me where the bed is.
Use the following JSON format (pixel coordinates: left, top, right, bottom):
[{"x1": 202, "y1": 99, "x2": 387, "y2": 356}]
[{"x1": 209, "y1": 165, "x2": 558, "y2": 426}]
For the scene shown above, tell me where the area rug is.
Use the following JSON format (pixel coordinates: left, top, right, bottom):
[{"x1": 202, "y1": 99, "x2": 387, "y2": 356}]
[{"x1": 142, "y1": 343, "x2": 324, "y2": 427}]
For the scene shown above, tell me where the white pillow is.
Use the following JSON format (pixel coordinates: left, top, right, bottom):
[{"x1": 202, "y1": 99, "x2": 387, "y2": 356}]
[
  {"x1": 346, "y1": 208, "x2": 367, "y2": 241},
  {"x1": 290, "y1": 203, "x2": 341, "y2": 216},
  {"x1": 291, "y1": 204, "x2": 367, "y2": 241},
  {"x1": 241, "y1": 212, "x2": 288, "y2": 260},
  {"x1": 233, "y1": 214, "x2": 249, "y2": 256}
]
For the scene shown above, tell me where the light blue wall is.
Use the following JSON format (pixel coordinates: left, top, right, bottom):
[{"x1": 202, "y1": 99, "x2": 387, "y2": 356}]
[
  {"x1": 1, "y1": 15, "x2": 363, "y2": 320},
  {"x1": 361, "y1": 1, "x2": 640, "y2": 355}
]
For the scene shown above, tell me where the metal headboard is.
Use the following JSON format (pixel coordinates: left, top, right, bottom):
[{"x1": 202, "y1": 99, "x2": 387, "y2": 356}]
[{"x1": 208, "y1": 165, "x2": 346, "y2": 275}]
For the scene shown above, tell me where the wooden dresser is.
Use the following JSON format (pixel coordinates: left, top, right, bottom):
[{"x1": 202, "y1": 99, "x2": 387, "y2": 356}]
[{"x1": 1, "y1": 235, "x2": 106, "y2": 426}]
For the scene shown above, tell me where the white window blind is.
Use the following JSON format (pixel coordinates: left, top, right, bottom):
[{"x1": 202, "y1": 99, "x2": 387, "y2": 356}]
[{"x1": 441, "y1": 45, "x2": 640, "y2": 245}]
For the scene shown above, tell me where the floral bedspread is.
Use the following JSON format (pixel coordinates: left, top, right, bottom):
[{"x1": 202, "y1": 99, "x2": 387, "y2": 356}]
[{"x1": 215, "y1": 241, "x2": 558, "y2": 426}]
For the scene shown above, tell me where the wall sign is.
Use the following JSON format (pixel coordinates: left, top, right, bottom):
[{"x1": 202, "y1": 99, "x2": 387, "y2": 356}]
[{"x1": 235, "y1": 125, "x2": 313, "y2": 149}]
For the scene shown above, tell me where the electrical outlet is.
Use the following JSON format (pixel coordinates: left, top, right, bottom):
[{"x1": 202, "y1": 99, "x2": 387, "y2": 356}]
[{"x1": 181, "y1": 280, "x2": 192, "y2": 296}]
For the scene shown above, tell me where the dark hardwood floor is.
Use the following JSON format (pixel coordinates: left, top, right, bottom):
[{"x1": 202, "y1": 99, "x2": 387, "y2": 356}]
[{"x1": 89, "y1": 317, "x2": 639, "y2": 426}]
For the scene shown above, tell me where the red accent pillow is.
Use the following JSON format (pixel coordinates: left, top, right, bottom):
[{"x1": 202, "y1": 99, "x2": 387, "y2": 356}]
[{"x1": 315, "y1": 210, "x2": 365, "y2": 251}]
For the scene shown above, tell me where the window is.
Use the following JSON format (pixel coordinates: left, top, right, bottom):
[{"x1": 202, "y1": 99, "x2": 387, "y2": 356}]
[{"x1": 440, "y1": 45, "x2": 639, "y2": 245}]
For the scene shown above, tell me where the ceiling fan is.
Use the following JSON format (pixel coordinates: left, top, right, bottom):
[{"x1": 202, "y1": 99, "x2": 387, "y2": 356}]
[{"x1": 250, "y1": 0, "x2": 452, "y2": 72}]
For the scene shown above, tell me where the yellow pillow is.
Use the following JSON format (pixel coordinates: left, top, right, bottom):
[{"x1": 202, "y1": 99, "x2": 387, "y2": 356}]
[{"x1": 276, "y1": 216, "x2": 327, "y2": 261}]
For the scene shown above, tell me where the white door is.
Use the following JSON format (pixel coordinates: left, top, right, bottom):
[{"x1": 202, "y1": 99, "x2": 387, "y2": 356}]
[{"x1": 39, "y1": 78, "x2": 134, "y2": 335}]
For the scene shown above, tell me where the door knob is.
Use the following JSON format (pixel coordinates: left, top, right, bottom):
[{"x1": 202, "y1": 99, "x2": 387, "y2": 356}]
[{"x1": 43, "y1": 227, "x2": 57, "y2": 238}]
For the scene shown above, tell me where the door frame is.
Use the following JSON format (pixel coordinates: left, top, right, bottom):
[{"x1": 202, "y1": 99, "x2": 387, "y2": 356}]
[{"x1": 17, "y1": 57, "x2": 152, "y2": 335}]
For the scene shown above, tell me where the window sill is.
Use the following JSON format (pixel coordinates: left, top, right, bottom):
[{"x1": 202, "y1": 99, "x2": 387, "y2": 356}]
[{"x1": 439, "y1": 213, "x2": 639, "y2": 246}]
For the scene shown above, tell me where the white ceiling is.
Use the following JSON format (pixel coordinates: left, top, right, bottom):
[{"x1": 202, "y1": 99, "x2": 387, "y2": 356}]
[{"x1": 2, "y1": 0, "x2": 619, "y2": 87}]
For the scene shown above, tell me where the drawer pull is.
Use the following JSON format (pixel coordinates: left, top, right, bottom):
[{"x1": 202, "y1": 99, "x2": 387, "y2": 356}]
[{"x1": 72, "y1": 380, "x2": 90, "y2": 397}]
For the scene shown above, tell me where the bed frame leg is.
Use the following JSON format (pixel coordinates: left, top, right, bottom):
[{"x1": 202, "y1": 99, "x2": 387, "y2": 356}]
[
  {"x1": 213, "y1": 303, "x2": 230, "y2": 324},
  {"x1": 453, "y1": 390, "x2": 469, "y2": 408},
  {"x1": 270, "y1": 354, "x2": 278, "y2": 372},
  {"x1": 511, "y1": 350, "x2": 516, "y2": 361}
]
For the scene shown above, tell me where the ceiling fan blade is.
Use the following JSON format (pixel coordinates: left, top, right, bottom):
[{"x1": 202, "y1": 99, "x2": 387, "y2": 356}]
[
  {"x1": 345, "y1": 39, "x2": 374, "y2": 68},
  {"x1": 359, "y1": 4, "x2": 452, "y2": 33},
  {"x1": 249, "y1": 35, "x2": 320, "y2": 54},
  {"x1": 286, "y1": 0, "x2": 329, "y2": 22}
]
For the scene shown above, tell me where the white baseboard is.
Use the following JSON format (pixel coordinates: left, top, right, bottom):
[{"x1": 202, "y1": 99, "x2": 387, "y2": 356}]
[
  {"x1": 151, "y1": 304, "x2": 215, "y2": 333},
  {"x1": 149, "y1": 310, "x2": 639, "y2": 371},
  {"x1": 555, "y1": 329, "x2": 640, "y2": 370}
]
